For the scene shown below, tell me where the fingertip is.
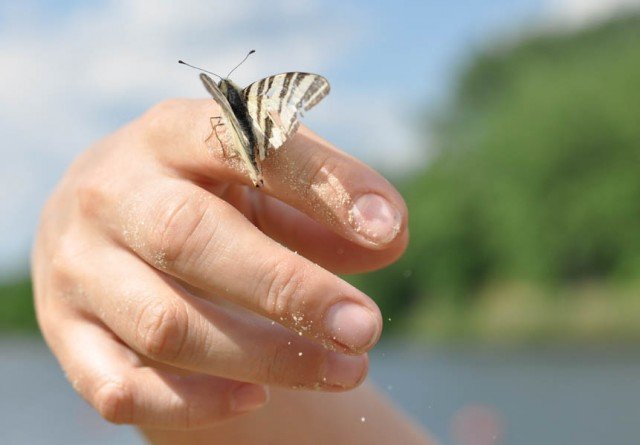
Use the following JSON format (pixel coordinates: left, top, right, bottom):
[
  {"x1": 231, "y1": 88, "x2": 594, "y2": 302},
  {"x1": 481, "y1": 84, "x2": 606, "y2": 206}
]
[
  {"x1": 260, "y1": 127, "x2": 410, "y2": 253},
  {"x1": 252, "y1": 188, "x2": 408, "y2": 274},
  {"x1": 324, "y1": 301, "x2": 382, "y2": 353},
  {"x1": 348, "y1": 193, "x2": 403, "y2": 248},
  {"x1": 322, "y1": 352, "x2": 369, "y2": 390}
]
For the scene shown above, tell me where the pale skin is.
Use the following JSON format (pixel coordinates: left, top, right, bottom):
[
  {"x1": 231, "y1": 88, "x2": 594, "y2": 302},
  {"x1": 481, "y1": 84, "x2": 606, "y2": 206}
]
[{"x1": 32, "y1": 98, "x2": 434, "y2": 444}]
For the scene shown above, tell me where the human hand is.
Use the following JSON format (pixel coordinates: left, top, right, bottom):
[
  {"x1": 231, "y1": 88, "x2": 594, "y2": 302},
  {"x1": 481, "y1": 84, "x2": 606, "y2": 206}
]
[{"x1": 32, "y1": 98, "x2": 408, "y2": 429}]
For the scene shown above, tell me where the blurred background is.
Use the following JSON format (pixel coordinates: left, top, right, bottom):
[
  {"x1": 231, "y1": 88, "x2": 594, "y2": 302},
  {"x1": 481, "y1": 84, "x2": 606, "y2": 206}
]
[{"x1": 2, "y1": 0, "x2": 640, "y2": 443}]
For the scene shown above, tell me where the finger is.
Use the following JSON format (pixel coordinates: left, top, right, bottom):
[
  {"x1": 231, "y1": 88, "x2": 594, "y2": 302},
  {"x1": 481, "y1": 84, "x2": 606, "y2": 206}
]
[
  {"x1": 248, "y1": 191, "x2": 409, "y2": 274},
  {"x1": 139, "y1": 99, "x2": 408, "y2": 251},
  {"x1": 80, "y1": 246, "x2": 368, "y2": 390},
  {"x1": 46, "y1": 317, "x2": 269, "y2": 429},
  {"x1": 262, "y1": 128, "x2": 408, "y2": 250},
  {"x1": 202, "y1": 182, "x2": 407, "y2": 274},
  {"x1": 100, "y1": 178, "x2": 383, "y2": 354}
]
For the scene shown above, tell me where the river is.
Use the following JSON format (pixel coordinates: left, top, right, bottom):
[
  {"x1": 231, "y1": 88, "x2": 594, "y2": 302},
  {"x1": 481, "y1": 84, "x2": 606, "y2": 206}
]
[{"x1": 1, "y1": 337, "x2": 639, "y2": 444}]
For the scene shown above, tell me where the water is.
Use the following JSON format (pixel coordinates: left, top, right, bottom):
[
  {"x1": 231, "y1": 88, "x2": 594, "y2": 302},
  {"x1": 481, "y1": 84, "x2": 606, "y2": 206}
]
[
  {"x1": 1, "y1": 337, "x2": 639, "y2": 444},
  {"x1": 371, "y1": 345, "x2": 640, "y2": 444}
]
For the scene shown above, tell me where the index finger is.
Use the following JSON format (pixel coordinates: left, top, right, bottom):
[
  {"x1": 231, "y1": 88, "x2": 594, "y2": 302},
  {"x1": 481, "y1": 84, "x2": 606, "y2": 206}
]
[{"x1": 141, "y1": 99, "x2": 408, "y2": 250}]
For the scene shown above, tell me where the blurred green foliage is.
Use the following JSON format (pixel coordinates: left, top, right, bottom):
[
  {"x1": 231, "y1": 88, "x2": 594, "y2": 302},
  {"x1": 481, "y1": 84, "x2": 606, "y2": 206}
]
[
  {"x1": 351, "y1": 16, "x2": 640, "y2": 341},
  {"x1": 0, "y1": 277, "x2": 37, "y2": 332}
]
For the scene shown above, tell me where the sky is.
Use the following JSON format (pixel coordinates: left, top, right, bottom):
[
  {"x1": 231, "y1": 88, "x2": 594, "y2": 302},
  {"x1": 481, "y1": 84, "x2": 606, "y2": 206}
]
[{"x1": 0, "y1": 0, "x2": 639, "y2": 277}]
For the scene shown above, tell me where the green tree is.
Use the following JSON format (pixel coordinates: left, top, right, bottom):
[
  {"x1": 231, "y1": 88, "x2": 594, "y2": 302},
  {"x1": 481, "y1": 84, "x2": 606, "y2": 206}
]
[
  {"x1": 353, "y1": 16, "x2": 640, "y2": 333},
  {"x1": 0, "y1": 277, "x2": 37, "y2": 332}
]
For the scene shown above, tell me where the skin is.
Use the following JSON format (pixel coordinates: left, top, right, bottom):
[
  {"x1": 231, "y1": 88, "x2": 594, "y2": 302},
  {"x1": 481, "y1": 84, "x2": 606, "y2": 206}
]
[
  {"x1": 31, "y1": 98, "x2": 433, "y2": 443},
  {"x1": 142, "y1": 384, "x2": 432, "y2": 445}
]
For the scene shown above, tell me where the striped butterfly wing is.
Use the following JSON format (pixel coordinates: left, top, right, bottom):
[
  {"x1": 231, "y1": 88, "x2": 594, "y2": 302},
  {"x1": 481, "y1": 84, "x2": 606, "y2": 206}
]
[
  {"x1": 199, "y1": 73, "x2": 263, "y2": 186},
  {"x1": 243, "y1": 72, "x2": 330, "y2": 160}
]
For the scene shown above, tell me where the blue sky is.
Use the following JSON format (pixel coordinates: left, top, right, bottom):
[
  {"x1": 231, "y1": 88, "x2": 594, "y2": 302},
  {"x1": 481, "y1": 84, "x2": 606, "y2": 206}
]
[
  {"x1": 0, "y1": 0, "x2": 637, "y2": 276},
  {"x1": 327, "y1": 0, "x2": 542, "y2": 100}
]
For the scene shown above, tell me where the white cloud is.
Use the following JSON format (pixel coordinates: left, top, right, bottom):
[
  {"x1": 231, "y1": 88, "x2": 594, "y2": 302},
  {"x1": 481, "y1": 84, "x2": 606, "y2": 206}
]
[
  {"x1": 0, "y1": 0, "x2": 419, "y2": 274},
  {"x1": 546, "y1": 0, "x2": 640, "y2": 28}
]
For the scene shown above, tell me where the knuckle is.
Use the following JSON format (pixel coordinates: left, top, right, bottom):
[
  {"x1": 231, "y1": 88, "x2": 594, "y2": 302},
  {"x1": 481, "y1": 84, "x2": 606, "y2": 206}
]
[
  {"x1": 50, "y1": 234, "x2": 84, "y2": 288},
  {"x1": 261, "y1": 342, "x2": 290, "y2": 383},
  {"x1": 144, "y1": 99, "x2": 185, "y2": 123},
  {"x1": 93, "y1": 378, "x2": 134, "y2": 424},
  {"x1": 256, "y1": 258, "x2": 306, "y2": 319},
  {"x1": 304, "y1": 350, "x2": 329, "y2": 387},
  {"x1": 136, "y1": 299, "x2": 189, "y2": 362},
  {"x1": 260, "y1": 342, "x2": 324, "y2": 387},
  {"x1": 151, "y1": 98, "x2": 186, "y2": 115},
  {"x1": 76, "y1": 176, "x2": 107, "y2": 219},
  {"x1": 138, "y1": 99, "x2": 186, "y2": 142},
  {"x1": 149, "y1": 192, "x2": 217, "y2": 269}
]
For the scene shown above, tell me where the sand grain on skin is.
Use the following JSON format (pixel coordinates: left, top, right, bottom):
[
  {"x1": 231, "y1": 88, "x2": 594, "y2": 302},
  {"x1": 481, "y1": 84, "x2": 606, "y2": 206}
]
[{"x1": 266, "y1": 145, "x2": 354, "y2": 233}]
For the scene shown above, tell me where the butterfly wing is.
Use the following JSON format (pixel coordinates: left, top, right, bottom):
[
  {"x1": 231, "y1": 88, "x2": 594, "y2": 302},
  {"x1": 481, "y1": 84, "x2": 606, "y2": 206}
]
[
  {"x1": 199, "y1": 73, "x2": 263, "y2": 186},
  {"x1": 243, "y1": 73, "x2": 330, "y2": 160}
]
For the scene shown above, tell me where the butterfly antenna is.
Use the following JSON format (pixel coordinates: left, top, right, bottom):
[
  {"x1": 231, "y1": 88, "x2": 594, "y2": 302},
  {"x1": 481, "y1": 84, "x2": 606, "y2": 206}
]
[
  {"x1": 226, "y1": 49, "x2": 256, "y2": 79},
  {"x1": 178, "y1": 60, "x2": 223, "y2": 80}
]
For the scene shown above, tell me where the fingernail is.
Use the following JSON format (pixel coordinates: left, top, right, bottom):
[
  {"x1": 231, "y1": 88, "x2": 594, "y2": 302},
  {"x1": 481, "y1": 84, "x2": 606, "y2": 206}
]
[
  {"x1": 348, "y1": 194, "x2": 402, "y2": 245},
  {"x1": 322, "y1": 352, "x2": 367, "y2": 388},
  {"x1": 231, "y1": 384, "x2": 269, "y2": 413},
  {"x1": 324, "y1": 301, "x2": 380, "y2": 351}
]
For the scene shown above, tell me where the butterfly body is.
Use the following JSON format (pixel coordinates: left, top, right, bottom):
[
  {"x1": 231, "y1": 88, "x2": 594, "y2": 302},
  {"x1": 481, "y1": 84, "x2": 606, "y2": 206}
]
[
  {"x1": 217, "y1": 78, "x2": 259, "y2": 173},
  {"x1": 197, "y1": 71, "x2": 330, "y2": 187}
]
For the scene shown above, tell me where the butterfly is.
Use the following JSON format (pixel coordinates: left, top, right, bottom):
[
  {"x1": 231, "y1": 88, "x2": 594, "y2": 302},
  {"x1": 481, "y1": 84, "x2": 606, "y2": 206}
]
[{"x1": 179, "y1": 51, "x2": 330, "y2": 187}]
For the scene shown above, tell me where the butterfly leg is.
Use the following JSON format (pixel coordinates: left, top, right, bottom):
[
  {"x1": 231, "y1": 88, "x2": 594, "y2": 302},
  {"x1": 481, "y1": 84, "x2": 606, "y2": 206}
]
[
  {"x1": 205, "y1": 116, "x2": 225, "y2": 146},
  {"x1": 206, "y1": 116, "x2": 240, "y2": 160}
]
